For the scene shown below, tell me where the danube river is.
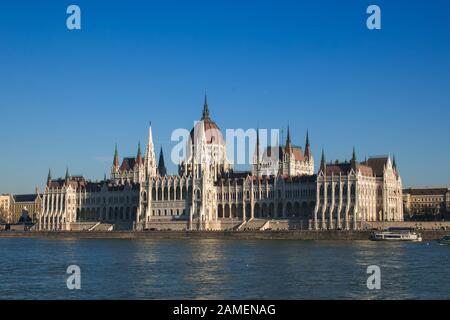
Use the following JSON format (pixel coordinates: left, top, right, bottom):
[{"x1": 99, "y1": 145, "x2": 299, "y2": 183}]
[{"x1": 1, "y1": 238, "x2": 449, "y2": 299}]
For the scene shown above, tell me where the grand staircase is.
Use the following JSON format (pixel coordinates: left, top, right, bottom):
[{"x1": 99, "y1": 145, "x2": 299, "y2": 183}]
[
  {"x1": 89, "y1": 223, "x2": 114, "y2": 231},
  {"x1": 239, "y1": 218, "x2": 268, "y2": 231}
]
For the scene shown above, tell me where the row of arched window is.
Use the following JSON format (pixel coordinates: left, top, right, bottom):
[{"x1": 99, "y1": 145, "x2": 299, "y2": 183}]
[
  {"x1": 152, "y1": 209, "x2": 187, "y2": 216},
  {"x1": 144, "y1": 186, "x2": 193, "y2": 202},
  {"x1": 217, "y1": 201, "x2": 315, "y2": 219},
  {"x1": 79, "y1": 206, "x2": 138, "y2": 221}
]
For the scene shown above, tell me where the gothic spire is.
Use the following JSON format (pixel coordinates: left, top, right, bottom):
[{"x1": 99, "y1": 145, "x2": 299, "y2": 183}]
[
  {"x1": 65, "y1": 167, "x2": 70, "y2": 181},
  {"x1": 393, "y1": 155, "x2": 397, "y2": 171},
  {"x1": 202, "y1": 93, "x2": 209, "y2": 120},
  {"x1": 351, "y1": 146, "x2": 357, "y2": 170},
  {"x1": 136, "y1": 141, "x2": 143, "y2": 165},
  {"x1": 286, "y1": 125, "x2": 291, "y2": 145},
  {"x1": 320, "y1": 148, "x2": 326, "y2": 172},
  {"x1": 47, "y1": 168, "x2": 52, "y2": 186},
  {"x1": 145, "y1": 123, "x2": 157, "y2": 177},
  {"x1": 285, "y1": 125, "x2": 292, "y2": 153},
  {"x1": 113, "y1": 143, "x2": 119, "y2": 167},
  {"x1": 158, "y1": 146, "x2": 167, "y2": 176},
  {"x1": 147, "y1": 122, "x2": 154, "y2": 148},
  {"x1": 304, "y1": 130, "x2": 311, "y2": 159}
]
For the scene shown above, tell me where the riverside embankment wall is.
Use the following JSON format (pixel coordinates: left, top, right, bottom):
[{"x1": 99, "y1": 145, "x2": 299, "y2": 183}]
[{"x1": 0, "y1": 230, "x2": 449, "y2": 241}]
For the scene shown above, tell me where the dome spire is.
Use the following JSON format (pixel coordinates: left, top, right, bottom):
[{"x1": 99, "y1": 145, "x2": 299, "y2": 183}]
[{"x1": 202, "y1": 93, "x2": 209, "y2": 120}]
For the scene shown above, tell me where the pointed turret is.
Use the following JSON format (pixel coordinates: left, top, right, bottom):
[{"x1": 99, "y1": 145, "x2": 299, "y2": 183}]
[
  {"x1": 136, "y1": 141, "x2": 143, "y2": 165},
  {"x1": 65, "y1": 167, "x2": 70, "y2": 182},
  {"x1": 320, "y1": 148, "x2": 326, "y2": 173},
  {"x1": 113, "y1": 143, "x2": 119, "y2": 167},
  {"x1": 351, "y1": 147, "x2": 357, "y2": 170},
  {"x1": 304, "y1": 130, "x2": 312, "y2": 160},
  {"x1": 145, "y1": 123, "x2": 157, "y2": 177},
  {"x1": 392, "y1": 155, "x2": 398, "y2": 172},
  {"x1": 285, "y1": 125, "x2": 292, "y2": 153},
  {"x1": 46, "y1": 169, "x2": 52, "y2": 187},
  {"x1": 158, "y1": 146, "x2": 167, "y2": 176},
  {"x1": 46, "y1": 168, "x2": 52, "y2": 187}
]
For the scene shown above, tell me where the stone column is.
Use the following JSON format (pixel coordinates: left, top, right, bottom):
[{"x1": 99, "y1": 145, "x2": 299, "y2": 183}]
[
  {"x1": 329, "y1": 180, "x2": 335, "y2": 230},
  {"x1": 345, "y1": 181, "x2": 350, "y2": 230},
  {"x1": 242, "y1": 180, "x2": 246, "y2": 222},
  {"x1": 337, "y1": 180, "x2": 343, "y2": 229},
  {"x1": 321, "y1": 181, "x2": 327, "y2": 230},
  {"x1": 313, "y1": 180, "x2": 319, "y2": 230},
  {"x1": 353, "y1": 182, "x2": 359, "y2": 230},
  {"x1": 250, "y1": 180, "x2": 254, "y2": 219}
]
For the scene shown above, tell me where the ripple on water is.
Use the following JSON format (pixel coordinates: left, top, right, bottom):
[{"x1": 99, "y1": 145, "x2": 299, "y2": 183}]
[{"x1": 0, "y1": 238, "x2": 449, "y2": 299}]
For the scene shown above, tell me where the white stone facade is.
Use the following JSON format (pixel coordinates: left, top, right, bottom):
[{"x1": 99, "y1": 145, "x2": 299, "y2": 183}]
[
  {"x1": 38, "y1": 96, "x2": 404, "y2": 231},
  {"x1": 314, "y1": 153, "x2": 403, "y2": 230}
]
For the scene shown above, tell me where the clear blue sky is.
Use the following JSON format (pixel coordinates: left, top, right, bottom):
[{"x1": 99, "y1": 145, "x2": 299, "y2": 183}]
[{"x1": 0, "y1": 0, "x2": 449, "y2": 194}]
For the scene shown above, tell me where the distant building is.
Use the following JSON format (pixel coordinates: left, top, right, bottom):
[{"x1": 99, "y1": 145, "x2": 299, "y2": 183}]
[
  {"x1": 11, "y1": 193, "x2": 42, "y2": 223},
  {"x1": 403, "y1": 188, "x2": 450, "y2": 220},
  {"x1": 0, "y1": 194, "x2": 12, "y2": 223}
]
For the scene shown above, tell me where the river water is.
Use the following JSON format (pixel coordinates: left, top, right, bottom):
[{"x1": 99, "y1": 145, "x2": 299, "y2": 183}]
[{"x1": 0, "y1": 238, "x2": 449, "y2": 299}]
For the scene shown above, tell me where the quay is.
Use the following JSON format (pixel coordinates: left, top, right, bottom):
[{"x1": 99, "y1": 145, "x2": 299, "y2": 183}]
[{"x1": 0, "y1": 230, "x2": 449, "y2": 241}]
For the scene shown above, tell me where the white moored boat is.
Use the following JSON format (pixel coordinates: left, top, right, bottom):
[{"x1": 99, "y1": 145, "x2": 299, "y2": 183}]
[
  {"x1": 438, "y1": 236, "x2": 450, "y2": 245},
  {"x1": 371, "y1": 227, "x2": 422, "y2": 242}
]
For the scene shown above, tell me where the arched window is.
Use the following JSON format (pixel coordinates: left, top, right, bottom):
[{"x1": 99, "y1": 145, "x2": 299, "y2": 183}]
[{"x1": 176, "y1": 186, "x2": 180, "y2": 200}]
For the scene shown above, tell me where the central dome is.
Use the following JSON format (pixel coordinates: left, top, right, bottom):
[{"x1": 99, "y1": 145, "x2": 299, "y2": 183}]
[{"x1": 189, "y1": 96, "x2": 225, "y2": 145}]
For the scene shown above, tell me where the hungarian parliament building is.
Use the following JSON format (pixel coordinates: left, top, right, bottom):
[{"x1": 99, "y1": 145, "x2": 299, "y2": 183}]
[{"x1": 37, "y1": 96, "x2": 404, "y2": 231}]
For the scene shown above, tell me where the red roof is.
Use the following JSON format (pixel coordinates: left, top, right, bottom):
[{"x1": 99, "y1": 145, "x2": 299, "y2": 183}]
[
  {"x1": 119, "y1": 157, "x2": 137, "y2": 171},
  {"x1": 190, "y1": 119, "x2": 224, "y2": 145},
  {"x1": 362, "y1": 157, "x2": 389, "y2": 177}
]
